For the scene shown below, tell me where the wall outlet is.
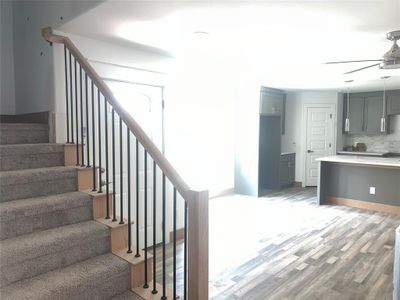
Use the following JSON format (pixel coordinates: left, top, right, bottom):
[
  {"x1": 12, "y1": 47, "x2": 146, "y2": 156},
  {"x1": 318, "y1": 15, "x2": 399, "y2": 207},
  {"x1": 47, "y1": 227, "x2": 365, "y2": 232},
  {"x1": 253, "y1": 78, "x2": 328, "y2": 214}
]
[{"x1": 369, "y1": 187, "x2": 376, "y2": 195}]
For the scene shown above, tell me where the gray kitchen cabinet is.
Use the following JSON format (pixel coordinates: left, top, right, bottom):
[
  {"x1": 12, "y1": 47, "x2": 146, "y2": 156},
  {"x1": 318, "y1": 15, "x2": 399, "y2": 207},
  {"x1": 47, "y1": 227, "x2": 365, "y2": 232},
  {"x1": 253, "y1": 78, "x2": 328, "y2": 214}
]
[
  {"x1": 260, "y1": 87, "x2": 286, "y2": 134},
  {"x1": 387, "y1": 90, "x2": 400, "y2": 115},
  {"x1": 345, "y1": 95, "x2": 364, "y2": 134},
  {"x1": 280, "y1": 153, "x2": 295, "y2": 188},
  {"x1": 364, "y1": 95, "x2": 384, "y2": 134},
  {"x1": 343, "y1": 91, "x2": 386, "y2": 134}
]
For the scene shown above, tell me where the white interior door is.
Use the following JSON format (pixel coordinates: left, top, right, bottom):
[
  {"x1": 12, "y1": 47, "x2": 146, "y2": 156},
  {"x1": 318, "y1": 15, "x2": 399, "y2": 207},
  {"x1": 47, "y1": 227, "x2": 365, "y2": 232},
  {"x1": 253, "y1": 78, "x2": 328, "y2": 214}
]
[
  {"x1": 107, "y1": 80, "x2": 164, "y2": 246},
  {"x1": 305, "y1": 105, "x2": 335, "y2": 186}
]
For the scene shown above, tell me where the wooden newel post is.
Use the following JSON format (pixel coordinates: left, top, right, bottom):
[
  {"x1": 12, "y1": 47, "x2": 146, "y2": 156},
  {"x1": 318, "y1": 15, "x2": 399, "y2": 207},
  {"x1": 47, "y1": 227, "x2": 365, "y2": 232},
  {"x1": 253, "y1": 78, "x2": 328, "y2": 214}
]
[{"x1": 187, "y1": 190, "x2": 209, "y2": 300}]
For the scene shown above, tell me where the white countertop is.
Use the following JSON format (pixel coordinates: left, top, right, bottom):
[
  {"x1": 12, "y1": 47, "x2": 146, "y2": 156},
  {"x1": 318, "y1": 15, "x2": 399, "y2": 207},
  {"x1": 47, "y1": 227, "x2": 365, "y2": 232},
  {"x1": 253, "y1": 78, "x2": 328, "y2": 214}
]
[{"x1": 317, "y1": 155, "x2": 400, "y2": 168}]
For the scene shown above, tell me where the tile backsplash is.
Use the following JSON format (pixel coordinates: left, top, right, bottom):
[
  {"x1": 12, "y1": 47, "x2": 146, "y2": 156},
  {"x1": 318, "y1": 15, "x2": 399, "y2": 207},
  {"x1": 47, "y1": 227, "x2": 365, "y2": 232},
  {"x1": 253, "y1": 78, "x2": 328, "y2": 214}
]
[{"x1": 343, "y1": 115, "x2": 400, "y2": 153}]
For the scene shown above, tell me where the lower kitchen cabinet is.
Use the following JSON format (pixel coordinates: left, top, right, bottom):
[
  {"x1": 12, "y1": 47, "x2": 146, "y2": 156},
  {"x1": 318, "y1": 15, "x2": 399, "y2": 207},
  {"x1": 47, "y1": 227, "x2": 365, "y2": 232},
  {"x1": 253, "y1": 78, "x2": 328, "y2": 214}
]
[{"x1": 280, "y1": 153, "x2": 295, "y2": 188}]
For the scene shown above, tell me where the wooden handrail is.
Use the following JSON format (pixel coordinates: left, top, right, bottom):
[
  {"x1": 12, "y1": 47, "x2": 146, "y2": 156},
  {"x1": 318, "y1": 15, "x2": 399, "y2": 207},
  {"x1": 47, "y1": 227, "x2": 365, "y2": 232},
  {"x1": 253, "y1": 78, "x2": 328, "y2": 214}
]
[{"x1": 42, "y1": 27, "x2": 191, "y2": 200}]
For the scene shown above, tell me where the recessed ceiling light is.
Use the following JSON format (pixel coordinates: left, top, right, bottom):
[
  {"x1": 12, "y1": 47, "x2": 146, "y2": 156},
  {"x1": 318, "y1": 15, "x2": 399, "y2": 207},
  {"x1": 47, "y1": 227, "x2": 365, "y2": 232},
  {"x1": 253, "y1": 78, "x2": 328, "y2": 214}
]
[{"x1": 192, "y1": 31, "x2": 209, "y2": 35}]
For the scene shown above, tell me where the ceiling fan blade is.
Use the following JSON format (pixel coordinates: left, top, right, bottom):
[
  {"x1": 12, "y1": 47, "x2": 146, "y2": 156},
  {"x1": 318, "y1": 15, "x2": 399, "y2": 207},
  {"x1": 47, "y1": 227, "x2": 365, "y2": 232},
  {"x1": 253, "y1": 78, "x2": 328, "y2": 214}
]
[
  {"x1": 343, "y1": 63, "x2": 381, "y2": 74},
  {"x1": 324, "y1": 59, "x2": 383, "y2": 64}
]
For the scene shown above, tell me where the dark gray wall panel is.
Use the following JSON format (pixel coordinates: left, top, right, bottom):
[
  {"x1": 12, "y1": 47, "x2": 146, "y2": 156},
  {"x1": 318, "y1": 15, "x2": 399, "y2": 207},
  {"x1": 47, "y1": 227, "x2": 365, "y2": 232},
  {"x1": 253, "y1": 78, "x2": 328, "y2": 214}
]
[{"x1": 324, "y1": 163, "x2": 400, "y2": 206}]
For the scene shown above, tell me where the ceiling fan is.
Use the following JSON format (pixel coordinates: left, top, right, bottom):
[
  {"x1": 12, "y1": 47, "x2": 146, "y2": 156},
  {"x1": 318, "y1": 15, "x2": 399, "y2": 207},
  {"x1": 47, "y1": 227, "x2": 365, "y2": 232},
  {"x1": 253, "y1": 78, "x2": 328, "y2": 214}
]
[{"x1": 325, "y1": 30, "x2": 400, "y2": 74}]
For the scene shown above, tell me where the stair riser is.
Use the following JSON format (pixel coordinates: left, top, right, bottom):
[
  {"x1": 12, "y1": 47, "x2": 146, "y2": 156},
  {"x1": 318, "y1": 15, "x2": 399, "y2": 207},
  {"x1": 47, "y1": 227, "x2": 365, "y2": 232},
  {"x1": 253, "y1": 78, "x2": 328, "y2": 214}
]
[
  {"x1": 0, "y1": 129, "x2": 48, "y2": 145},
  {"x1": 0, "y1": 203, "x2": 92, "y2": 240},
  {"x1": 0, "y1": 177, "x2": 77, "y2": 202},
  {"x1": 0, "y1": 152, "x2": 64, "y2": 171},
  {"x1": 0, "y1": 231, "x2": 110, "y2": 287}
]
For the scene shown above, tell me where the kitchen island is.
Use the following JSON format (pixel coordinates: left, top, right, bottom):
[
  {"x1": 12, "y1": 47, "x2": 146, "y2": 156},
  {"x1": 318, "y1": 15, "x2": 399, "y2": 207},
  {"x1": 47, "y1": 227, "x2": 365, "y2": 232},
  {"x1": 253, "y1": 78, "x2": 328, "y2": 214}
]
[{"x1": 317, "y1": 155, "x2": 400, "y2": 214}]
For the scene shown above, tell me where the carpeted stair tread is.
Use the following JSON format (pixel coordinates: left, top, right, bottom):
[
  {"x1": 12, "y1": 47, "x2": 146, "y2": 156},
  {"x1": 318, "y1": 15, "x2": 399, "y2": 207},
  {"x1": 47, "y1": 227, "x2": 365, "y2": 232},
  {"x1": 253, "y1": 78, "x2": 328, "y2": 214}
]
[
  {"x1": 0, "y1": 166, "x2": 77, "y2": 202},
  {"x1": 0, "y1": 191, "x2": 92, "y2": 240},
  {"x1": 0, "y1": 253, "x2": 130, "y2": 300},
  {"x1": 0, "y1": 123, "x2": 49, "y2": 145},
  {"x1": 0, "y1": 143, "x2": 64, "y2": 171},
  {"x1": 0, "y1": 221, "x2": 110, "y2": 288},
  {"x1": 111, "y1": 291, "x2": 142, "y2": 300}
]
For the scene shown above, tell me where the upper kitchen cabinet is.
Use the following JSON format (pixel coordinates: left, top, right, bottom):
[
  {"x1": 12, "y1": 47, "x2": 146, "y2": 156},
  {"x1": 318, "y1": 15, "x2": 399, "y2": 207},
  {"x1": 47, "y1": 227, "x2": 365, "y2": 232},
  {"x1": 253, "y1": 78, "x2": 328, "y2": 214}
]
[
  {"x1": 346, "y1": 95, "x2": 364, "y2": 134},
  {"x1": 260, "y1": 87, "x2": 286, "y2": 134},
  {"x1": 387, "y1": 90, "x2": 400, "y2": 115},
  {"x1": 343, "y1": 91, "x2": 384, "y2": 135},
  {"x1": 364, "y1": 94, "x2": 384, "y2": 134}
]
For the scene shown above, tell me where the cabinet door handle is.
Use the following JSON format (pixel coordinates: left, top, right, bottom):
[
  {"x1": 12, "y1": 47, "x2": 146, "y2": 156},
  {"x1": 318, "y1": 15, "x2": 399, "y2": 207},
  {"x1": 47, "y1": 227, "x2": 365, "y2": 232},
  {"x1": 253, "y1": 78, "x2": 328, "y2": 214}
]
[{"x1": 307, "y1": 150, "x2": 314, "y2": 153}]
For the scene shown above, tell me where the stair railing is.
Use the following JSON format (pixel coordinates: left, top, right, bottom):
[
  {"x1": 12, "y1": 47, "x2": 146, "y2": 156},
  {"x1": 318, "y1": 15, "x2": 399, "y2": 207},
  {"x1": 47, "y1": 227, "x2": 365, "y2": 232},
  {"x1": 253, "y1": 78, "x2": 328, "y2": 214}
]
[{"x1": 42, "y1": 27, "x2": 208, "y2": 300}]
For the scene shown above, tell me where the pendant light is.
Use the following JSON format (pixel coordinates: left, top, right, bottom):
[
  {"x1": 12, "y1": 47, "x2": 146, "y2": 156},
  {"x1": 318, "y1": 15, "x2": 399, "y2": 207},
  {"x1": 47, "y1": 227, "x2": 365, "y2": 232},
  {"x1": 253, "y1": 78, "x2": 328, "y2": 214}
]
[
  {"x1": 344, "y1": 80, "x2": 353, "y2": 132},
  {"x1": 380, "y1": 76, "x2": 390, "y2": 133}
]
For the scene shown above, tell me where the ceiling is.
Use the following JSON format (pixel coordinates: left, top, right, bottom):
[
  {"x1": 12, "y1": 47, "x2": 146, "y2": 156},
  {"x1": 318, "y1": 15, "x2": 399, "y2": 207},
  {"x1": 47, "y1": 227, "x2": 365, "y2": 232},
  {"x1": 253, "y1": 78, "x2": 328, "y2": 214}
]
[{"x1": 59, "y1": 0, "x2": 400, "y2": 92}]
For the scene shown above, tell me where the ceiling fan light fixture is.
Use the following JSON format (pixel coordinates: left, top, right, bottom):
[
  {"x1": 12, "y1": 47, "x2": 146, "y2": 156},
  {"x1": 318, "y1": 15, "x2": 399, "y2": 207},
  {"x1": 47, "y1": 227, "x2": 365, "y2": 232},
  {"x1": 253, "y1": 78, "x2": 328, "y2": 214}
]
[
  {"x1": 325, "y1": 30, "x2": 400, "y2": 74},
  {"x1": 192, "y1": 31, "x2": 209, "y2": 36},
  {"x1": 380, "y1": 59, "x2": 400, "y2": 69}
]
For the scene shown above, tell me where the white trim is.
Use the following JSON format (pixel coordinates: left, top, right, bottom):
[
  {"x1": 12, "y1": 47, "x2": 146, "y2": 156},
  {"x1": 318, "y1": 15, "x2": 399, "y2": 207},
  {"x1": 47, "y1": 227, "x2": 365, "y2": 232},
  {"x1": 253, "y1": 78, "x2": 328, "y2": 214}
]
[
  {"x1": 302, "y1": 102, "x2": 337, "y2": 187},
  {"x1": 209, "y1": 187, "x2": 235, "y2": 199}
]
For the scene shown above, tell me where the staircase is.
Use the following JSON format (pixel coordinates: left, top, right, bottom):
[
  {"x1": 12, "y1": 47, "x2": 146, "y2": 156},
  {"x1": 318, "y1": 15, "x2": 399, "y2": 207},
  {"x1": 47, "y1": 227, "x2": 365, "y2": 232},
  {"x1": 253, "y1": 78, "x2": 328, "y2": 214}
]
[
  {"x1": 0, "y1": 27, "x2": 209, "y2": 300},
  {"x1": 0, "y1": 123, "x2": 139, "y2": 300}
]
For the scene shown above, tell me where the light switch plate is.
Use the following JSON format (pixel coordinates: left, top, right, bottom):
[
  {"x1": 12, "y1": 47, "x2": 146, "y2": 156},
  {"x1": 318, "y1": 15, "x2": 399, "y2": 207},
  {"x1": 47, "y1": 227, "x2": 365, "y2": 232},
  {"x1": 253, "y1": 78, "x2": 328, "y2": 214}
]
[{"x1": 369, "y1": 187, "x2": 376, "y2": 195}]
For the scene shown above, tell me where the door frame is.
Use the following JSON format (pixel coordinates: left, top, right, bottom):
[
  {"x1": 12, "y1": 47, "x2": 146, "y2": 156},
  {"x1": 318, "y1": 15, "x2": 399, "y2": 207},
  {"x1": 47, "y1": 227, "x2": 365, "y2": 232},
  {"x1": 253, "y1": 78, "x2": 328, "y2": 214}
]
[
  {"x1": 302, "y1": 103, "x2": 337, "y2": 187},
  {"x1": 103, "y1": 77, "x2": 165, "y2": 154},
  {"x1": 103, "y1": 78, "x2": 166, "y2": 245}
]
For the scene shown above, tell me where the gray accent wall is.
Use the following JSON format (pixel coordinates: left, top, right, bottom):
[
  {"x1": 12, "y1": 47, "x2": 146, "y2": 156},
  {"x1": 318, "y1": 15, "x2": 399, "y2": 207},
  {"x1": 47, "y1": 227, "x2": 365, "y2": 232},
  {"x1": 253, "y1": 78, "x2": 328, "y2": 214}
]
[
  {"x1": 0, "y1": 1, "x2": 16, "y2": 115},
  {"x1": 6, "y1": 1, "x2": 102, "y2": 114},
  {"x1": 321, "y1": 163, "x2": 400, "y2": 206}
]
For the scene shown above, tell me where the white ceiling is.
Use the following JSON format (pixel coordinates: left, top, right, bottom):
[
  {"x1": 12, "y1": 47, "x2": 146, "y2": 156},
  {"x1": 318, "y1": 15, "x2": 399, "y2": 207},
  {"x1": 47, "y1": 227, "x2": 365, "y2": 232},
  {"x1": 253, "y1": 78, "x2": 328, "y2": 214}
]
[{"x1": 59, "y1": 0, "x2": 400, "y2": 92}]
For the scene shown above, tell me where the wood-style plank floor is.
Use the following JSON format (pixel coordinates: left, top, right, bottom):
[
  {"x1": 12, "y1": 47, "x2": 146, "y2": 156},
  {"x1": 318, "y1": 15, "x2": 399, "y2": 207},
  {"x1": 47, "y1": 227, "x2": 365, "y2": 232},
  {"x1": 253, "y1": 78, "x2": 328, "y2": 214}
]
[{"x1": 152, "y1": 187, "x2": 399, "y2": 300}]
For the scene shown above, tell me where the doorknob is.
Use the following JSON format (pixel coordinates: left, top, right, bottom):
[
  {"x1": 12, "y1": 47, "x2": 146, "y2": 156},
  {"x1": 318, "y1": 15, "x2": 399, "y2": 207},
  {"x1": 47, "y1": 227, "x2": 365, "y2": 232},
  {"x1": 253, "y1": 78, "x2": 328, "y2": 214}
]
[{"x1": 307, "y1": 150, "x2": 314, "y2": 153}]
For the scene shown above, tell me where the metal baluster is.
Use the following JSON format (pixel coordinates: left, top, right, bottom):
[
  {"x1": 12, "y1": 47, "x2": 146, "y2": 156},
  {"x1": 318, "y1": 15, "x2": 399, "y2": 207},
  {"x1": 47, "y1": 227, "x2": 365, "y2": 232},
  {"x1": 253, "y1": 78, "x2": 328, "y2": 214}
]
[
  {"x1": 184, "y1": 200, "x2": 188, "y2": 300},
  {"x1": 161, "y1": 173, "x2": 167, "y2": 300},
  {"x1": 127, "y1": 128, "x2": 132, "y2": 253},
  {"x1": 104, "y1": 98, "x2": 110, "y2": 219},
  {"x1": 135, "y1": 139, "x2": 140, "y2": 257},
  {"x1": 144, "y1": 150, "x2": 149, "y2": 288},
  {"x1": 80, "y1": 66, "x2": 84, "y2": 166},
  {"x1": 119, "y1": 118, "x2": 124, "y2": 225},
  {"x1": 63, "y1": 45, "x2": 70, "y2": 143},
  {"x1": 173, "y1": 187, "x2": 177, "y2": 299},
  {"x1": 112, "y1": 109, "x2": 117, "y2": 222},
  {"x1": 85, "y1": 74, "x2": 90, "y2": 167},
  {"x1": 152, "y1": 160, "x2": 158, "y2": 294},
  {"x1": 97, "y1": 90, "x2": 102, "y2": 193},
  {"x1": 91, "y1": 82, "x2": 96, "y2": 191},
  {"x1": 69, "y1": 52, "x2": 74, "y2": 143},
  {"x1": 74, "y1": 58, "x2": 79, "y2": 165}
]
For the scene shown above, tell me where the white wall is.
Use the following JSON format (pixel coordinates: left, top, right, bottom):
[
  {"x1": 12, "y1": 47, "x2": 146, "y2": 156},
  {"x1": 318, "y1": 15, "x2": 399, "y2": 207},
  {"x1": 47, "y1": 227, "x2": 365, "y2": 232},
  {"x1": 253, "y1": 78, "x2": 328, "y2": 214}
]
[
  {"x1": 0, "y1": 1, "x2": 16, "y2": 115},
  {"x1": 234, "y1": 81, "x2": 262, "y2": 196},
  {"x1": 10, "y1": 1, "x2": 100, "y2": 114},
  {"x1": 53, "y1": 31, "x2": 236, "y2": 196},
  {"x1": 164, "y1": 46, "x2": 236, "y2": 195},
  {"x1": 50, "y1": 31, "x2": 236, "y2": 242},
  {"x1": 282, "y1": 91, "x2": 342, "y2": 185}
]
